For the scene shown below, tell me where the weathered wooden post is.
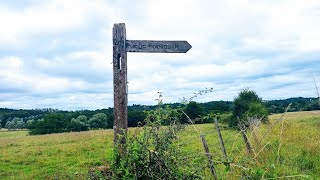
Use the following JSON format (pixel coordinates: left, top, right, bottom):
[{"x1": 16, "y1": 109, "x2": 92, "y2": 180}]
[
  {"x1": 200, "y1": 134, "x2": 218, "y2": 180},
  {"x1": 112, "y1": 23, "x2": 191, "y2": 157},
  {"x1": 214, "y1": 118, "x2": 228, "y2": 162},
  {"x1": 113, "y1": 23, "x2": 128, "y2": 154}
]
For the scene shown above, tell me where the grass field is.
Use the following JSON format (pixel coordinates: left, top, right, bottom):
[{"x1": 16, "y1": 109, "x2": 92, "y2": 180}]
[{"x1": 0, "y1": 111, "x2": 319, "y2": 179}]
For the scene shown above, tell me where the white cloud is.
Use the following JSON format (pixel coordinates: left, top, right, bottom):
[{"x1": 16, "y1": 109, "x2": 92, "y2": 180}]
[
  {"x1": 0, "y1": 0, "x2": 115, "y2": 46},
  {"x1": 0, "y1": 0, "x2": 320, "y2": 109}
]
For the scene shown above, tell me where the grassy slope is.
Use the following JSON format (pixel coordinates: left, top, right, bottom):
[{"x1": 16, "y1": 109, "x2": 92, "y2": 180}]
[
  {"x1": 0, "y1": 111, "x2": 319, "y2": 179},
  {"x1": 0, "y1": 130, "x2": 114, "y2": 179},
  {"x1": 0, "y1": 131, "x2": 28, "y2": 138}
]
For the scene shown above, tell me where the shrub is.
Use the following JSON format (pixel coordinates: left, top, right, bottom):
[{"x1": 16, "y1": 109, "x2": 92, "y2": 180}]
[
  {"x1": 112, "y1": 97, "x2": 202, "y2": 179},
  {"x1": 219, "y1": 113, "x2": 233, "y2": 124},
  {"x1": 230, "y1": 89, "x2": 268, "y2": 127}
]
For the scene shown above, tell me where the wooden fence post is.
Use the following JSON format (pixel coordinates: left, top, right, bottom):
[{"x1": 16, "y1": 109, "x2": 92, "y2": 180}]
[
  {"x1": 237, "y1": 117, "x2": 253, "y2": 154},
  {"x1": 249, "y1": 117, "x2": 261, "y2": 147},
  {"x1": 200, "y1": 134, "x2": 218, "y2": 180},
  {"x1": 113, "y1": 23, "x2": 128, "y2": 154},
  {"x1": 240, "y1": 127, "x2": 253, "y2": 155},
  {"x1": 214, "y1": 117, "x2": 228, "y2": 162}
]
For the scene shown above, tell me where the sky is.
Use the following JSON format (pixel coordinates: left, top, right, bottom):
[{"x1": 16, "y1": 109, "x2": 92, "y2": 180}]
[{"x1": 0, "y1": 0, "x2": 320, "y2": 110}]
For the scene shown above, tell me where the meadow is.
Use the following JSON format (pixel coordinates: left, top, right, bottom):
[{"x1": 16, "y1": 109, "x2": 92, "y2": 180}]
[{"x1": 0, "y1": 111, "x2": 319, "y2": 179}]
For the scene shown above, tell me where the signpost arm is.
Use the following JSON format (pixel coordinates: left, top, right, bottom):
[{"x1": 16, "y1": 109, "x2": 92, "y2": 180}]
[{"x1": 113, "y1": 23, "x2": 128, "y2": 155}]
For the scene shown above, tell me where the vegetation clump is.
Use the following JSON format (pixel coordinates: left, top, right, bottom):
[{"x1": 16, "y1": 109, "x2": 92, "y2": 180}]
[
  {"x1": 230, "y1": 89, "x2": 268, "y2": 127},
  {"x1": 112, "y1": 95, "x2": 203, "y2": 179},
  {"x1": 29, "y1": 113, "x2": 109, "y2": 135}
]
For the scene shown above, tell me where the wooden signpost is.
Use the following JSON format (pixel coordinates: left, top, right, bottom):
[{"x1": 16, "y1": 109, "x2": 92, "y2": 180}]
[{"x1": 112, "y1": 23, "x2": 192, "y2": 153}]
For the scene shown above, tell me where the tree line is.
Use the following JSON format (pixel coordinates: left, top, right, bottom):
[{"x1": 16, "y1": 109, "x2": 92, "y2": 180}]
[{"x1": 0, "y1": 95, "x2": 319, "y2": 135}]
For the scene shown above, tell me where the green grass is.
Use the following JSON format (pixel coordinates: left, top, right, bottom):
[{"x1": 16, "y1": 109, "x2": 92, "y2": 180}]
[
  {"x1": 0, "y1": 111, "x2": 319, "y2": 179},
  {"x1": 0, "y1": 130, "x2": 114, "y2": 179}
]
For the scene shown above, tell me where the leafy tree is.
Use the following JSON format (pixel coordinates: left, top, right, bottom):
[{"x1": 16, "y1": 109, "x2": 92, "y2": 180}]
[
  {"x1": 202, "y1": 101, "x2": 232, "y2": 114},
  {"x1": 3, "y1": 117, "x2": 25, "y2": 130},
  {"x1": 5, "y1": 121, "x2": 14, "y2": 130},
  {"x1": 0, "y1": 115, "x2": 3, "y2": 128},
  {"x1": 76, "y1": 115, "x2": 88, "y2": 123},
  {"x1": 12, "y1": 117, "x2": 25, "y2": 129},
  {"x1": 67, "y1": 115, "x2": 89, "y2": 132},
  {"x1": 128, "y1": 110, "x2": 146, "y2": 127},
  {"x1": 230, "y1": 89, "x2": 268, "y2": 127},
  {"x1": 106, "y1": 114, "x2": 114, "y2": 129},
  {"x1": 29, "y1": 114, "x2": 67, "y2": 135},
  {"x1": 12, "y1": 117, "x2": 20, "y2": 122},
  {"x1": 26, "y1": 119, "x2": 35, "y2": 129},
  {"x1": 15, "y1": 120, "x2": 25, "y2": 129},
  {"x1": 182, "y1": 101, "x2": 204, "y2": 124},
  {"x1": 247, "y1": 102, "x2": 268, "y2": 118},
  {"x1": 89, "y1": 113, "x2": 108, "y2": 129},
  {"x1": 6, "y1": 117, "x2": 12, "y2": 124}
]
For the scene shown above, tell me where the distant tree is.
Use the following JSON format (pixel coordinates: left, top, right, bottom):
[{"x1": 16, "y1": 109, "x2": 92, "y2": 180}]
[
  {"x1": 128, "y1": 110, "x2": 146, "y2": 127},
  {"x1": 182, "y1": 101, "x2": 204, "y2": 124},
  {"x1": 5, "y1": 121, "x2": 15, "y2": 130},
  {"x1": 0, "y1": 115, "x2": 3, "y2": 128},
  {"x1": 106, "y1": 114, "x2": 114, "y2": 129},
  {"x1": 12, "y1": 117, "x2": 20, "y2": 122},
  {"x1": 247, "y1": 102, "x2": 268, "y2": 119},
  {"x1": 26, "y1": 119, "x2": 35, "y2": 129},
  {"x1": 29, "y1": 114, "x2": 67, "y2": 135},
  {"x1": 230, "y1": 89, "x2": 268, "y2": 127},
  {"x1": 12, "y1": 117, "x2": 26, "y2": 129},
  {"x1": 89, "y1": 113, "x2": 108, "y2": 129},
  {"x1": 6, "y1": 117, "x2": 12, "y2": 124},
  {"x1": 67, "y1": 115, "x2": 89, "y2": 132},
  {"x1": 268, "y1": 105, "x2": 277, "y2": 114},
  {"x1": 202, "y1": 101, "x2": 232, "y2": 114},
  {"x1": 76, "y1": 115, "x2": 88, "y2": 123},
  {"x1": 15, "y1": 120, "x2": 25, "y2": 129}
]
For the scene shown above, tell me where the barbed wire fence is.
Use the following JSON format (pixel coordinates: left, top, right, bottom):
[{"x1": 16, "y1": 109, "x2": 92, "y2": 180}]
[{"x1": 104, "y1": 90, "x2": 312, "y2": 179}]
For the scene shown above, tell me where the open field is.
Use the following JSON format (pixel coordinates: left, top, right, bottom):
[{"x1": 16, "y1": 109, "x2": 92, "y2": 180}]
[{"x1": 0, "y1": 111, "x2": 319, "y2": 179}]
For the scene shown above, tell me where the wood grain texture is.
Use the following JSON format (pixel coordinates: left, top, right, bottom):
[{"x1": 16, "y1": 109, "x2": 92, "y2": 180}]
[
  {"x1": 113, "y1": 23, "x2": 128, "y2": 153},
  {"x1": 126, "y1": 40, "x2": 191, "y2": 53}
]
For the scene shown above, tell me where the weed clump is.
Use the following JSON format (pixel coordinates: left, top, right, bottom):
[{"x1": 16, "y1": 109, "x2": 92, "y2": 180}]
[{"x1": 112, "y1": 94, "x2": 203, "y2": 179}]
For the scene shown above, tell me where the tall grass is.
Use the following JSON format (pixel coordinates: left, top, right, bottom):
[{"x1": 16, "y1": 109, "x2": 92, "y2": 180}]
[{"x1": 0, "y1": 111, "x2": 319, "y2": 179}]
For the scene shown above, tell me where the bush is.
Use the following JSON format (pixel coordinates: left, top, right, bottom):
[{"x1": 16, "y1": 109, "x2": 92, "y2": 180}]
[
  {"x1": 219, "y1": 113, "x2": 233, "y2": 124},
  {"x1": 230, "y1": 89, "x2": 268, "y2": 127},
  {"x1": 112, "y1": 97, "x2": 202, "y2": 179}
]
